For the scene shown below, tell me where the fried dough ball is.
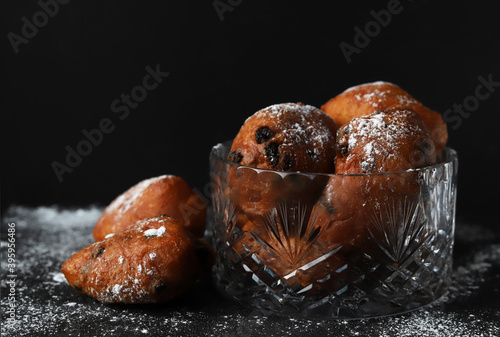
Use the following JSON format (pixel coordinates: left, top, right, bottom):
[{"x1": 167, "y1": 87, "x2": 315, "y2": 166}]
[
  {"x1": 223, "y1": 103, "x2": 339, "y2": 290},
  {"x1": 228, "y1": 102, "x2": 338, "y2": 173},
  {"x1": 321, "y1": 81, "x2": 447, "y2": 154},
  {"x1": 313, "y1": 173, "x2": 418, "y2": 251},
  {"x1": 226, "y1": 103, "x2": 337, "y2": 222},
  {"x1": 93, "y1": 175, "x2": 206, "y2": 241},
  {"x1": 313, "y1": 109, "x2": 436, "y2": 266},
  {"x1": 335, "y1": 109, "x2": 437, "y2": 174},
  {"x1": 62, "y1": 215, "x2": 215, "y2": 304}
]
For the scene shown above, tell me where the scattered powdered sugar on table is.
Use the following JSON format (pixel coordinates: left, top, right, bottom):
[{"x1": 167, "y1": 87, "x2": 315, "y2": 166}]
[
  {"x1": 1, "y1": 206, "x2": 499, "y2": 337},
  {"x1": 448, "y1": 244, "x2": 500, "y2": 298},
  {"x1": 50, "y1": 271, "x2": 67, "y2": 284}
]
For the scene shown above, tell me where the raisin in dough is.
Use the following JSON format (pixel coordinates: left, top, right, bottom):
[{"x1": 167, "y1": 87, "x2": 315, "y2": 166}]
[
  {"x1": 228, "y1": 102, "x2": 338, "y2": 173},
  {"x1": 63, "y1": 215, "x2": 215, "y2": 303}
]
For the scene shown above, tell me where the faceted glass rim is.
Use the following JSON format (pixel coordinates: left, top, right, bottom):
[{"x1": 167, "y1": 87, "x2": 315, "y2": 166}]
[{"x1": 210, "y1": 140, "x2": 458, "y2": 177}]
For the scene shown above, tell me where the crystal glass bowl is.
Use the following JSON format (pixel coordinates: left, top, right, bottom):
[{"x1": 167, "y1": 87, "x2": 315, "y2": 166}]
[{"x1": 210, "y1": 141, "x2": 458, "y2": 319}]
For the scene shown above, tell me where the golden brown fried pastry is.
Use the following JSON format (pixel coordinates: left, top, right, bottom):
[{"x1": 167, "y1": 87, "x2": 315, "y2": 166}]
[
  {"x1": 335, "y1": 109, "x2": 437, "y2": 174},
  {"x1": 62, "y1": 215, "x2": 215, "y2": 304},
  {"x1": 312, "y1": 109, "x2": 437, "y2": 268},
  {"x1": 321, "y1": 81, "x2": 447, "y2": 154},
  {"x1": 93, "y1": 175, "x2": 206, "y2": 241},
  {"x1": 228, "y1": 102, "x2": 338, "y2": 173},
  {"x1": 250, "y1": 169, "x2": 426, "y2": 294},
  {"x1": 226, "y1": 103, "x2": 337, "y2": 223}
]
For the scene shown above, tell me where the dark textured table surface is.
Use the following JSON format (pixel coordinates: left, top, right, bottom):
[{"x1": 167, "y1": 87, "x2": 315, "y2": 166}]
[{"x1": 1, "y1": 206, "x2": 499, "y2": 337}]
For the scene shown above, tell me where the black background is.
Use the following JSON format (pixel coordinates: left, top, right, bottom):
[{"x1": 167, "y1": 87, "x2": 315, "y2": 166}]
[{"x1": 1, "y1": 0, "x2": 499, "y2": 225}]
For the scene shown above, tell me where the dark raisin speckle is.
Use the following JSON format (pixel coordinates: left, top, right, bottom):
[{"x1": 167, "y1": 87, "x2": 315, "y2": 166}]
[
  {"x1": 337, "y1": 143, "x2": 348, "y2": 156},
  {"x1": 228, "y1": 151, "x2": 243, "y2": 163},
  {"x1": 281, "y1": 154, "x2": 293, "y2": 171},
  {"x1": 255, "y1": 127, "x2": 273, "y2": 144},
  {"x1": 93, "y1": 246, "x2": 105, "y2": 258},
  {"x1": 336, "y1": 129, "x2": 349, "y2": 157},
  {"x1": 155, "y1": 283, "x2": 167, "y2": 294},
  {"x1": 265, "y1": 142, "x2": 280, "y2": 167},
  {"x1": 306, "y1": 148, "x2": 315, "y2": 158}
]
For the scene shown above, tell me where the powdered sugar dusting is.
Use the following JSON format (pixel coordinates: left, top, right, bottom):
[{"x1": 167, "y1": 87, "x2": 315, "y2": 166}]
[
  {"x1": 254, "y1": 103, "x2": 336, "y2": 166},
  {"x1": 112, "y1": 284, "x2": 123, "y2": 295},
  {"x1": 106, "y1": 175, "x2": 173, "y2": 217},
  {"x1": 50, "y1": 272, "x2": 67, "y2": 284},
  {"x1": 339, "y1": 110, "x2": 426, "y2": 173},
  {"x1": 343, "y1": 81, "x2": 397, "y2": 93},
  {"x1": 345, "y1": 81, "x2": 419, "y2": 110},
  {"x1": 1, "y1": 206, "x2": 498, "y2": 337},
  {"x1": 144, "y1": 225, "x2": 166, "y2": 237},
  {"x1": 258, "y1": 103, "x2": 333, "y2": 147}
]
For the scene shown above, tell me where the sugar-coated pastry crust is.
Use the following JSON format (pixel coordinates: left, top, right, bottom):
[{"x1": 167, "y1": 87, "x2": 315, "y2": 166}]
[
  {"x1": 232, "y1": 110, "x2": 437, "y2": 292},
  {"x1": 93, "y1": 175, "x2": 206, "y2": 241},
  {"x1": 309, "y1": 110, "x2": 436, "y2": 276},
  {"x1": 62, "y1": 215, "x2": 215, "y2": 304},
  {"x1": 226, "y1": 103, "x2": 337, "y2": 223},
  {"x1": 335, "y1": 109, "x2": 437, "y2": 174},
  {"x1": 229, "y1": 102, "x2": 338, "y2": 173},
  {"x1": 321, "y1": 81, "x2": 447, "y2": 154}
]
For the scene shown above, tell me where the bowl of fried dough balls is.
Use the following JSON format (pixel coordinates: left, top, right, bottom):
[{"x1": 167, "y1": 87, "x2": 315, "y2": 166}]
[{"x1": 210, "y1": 81, "x2": 458, "y2": 319}]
